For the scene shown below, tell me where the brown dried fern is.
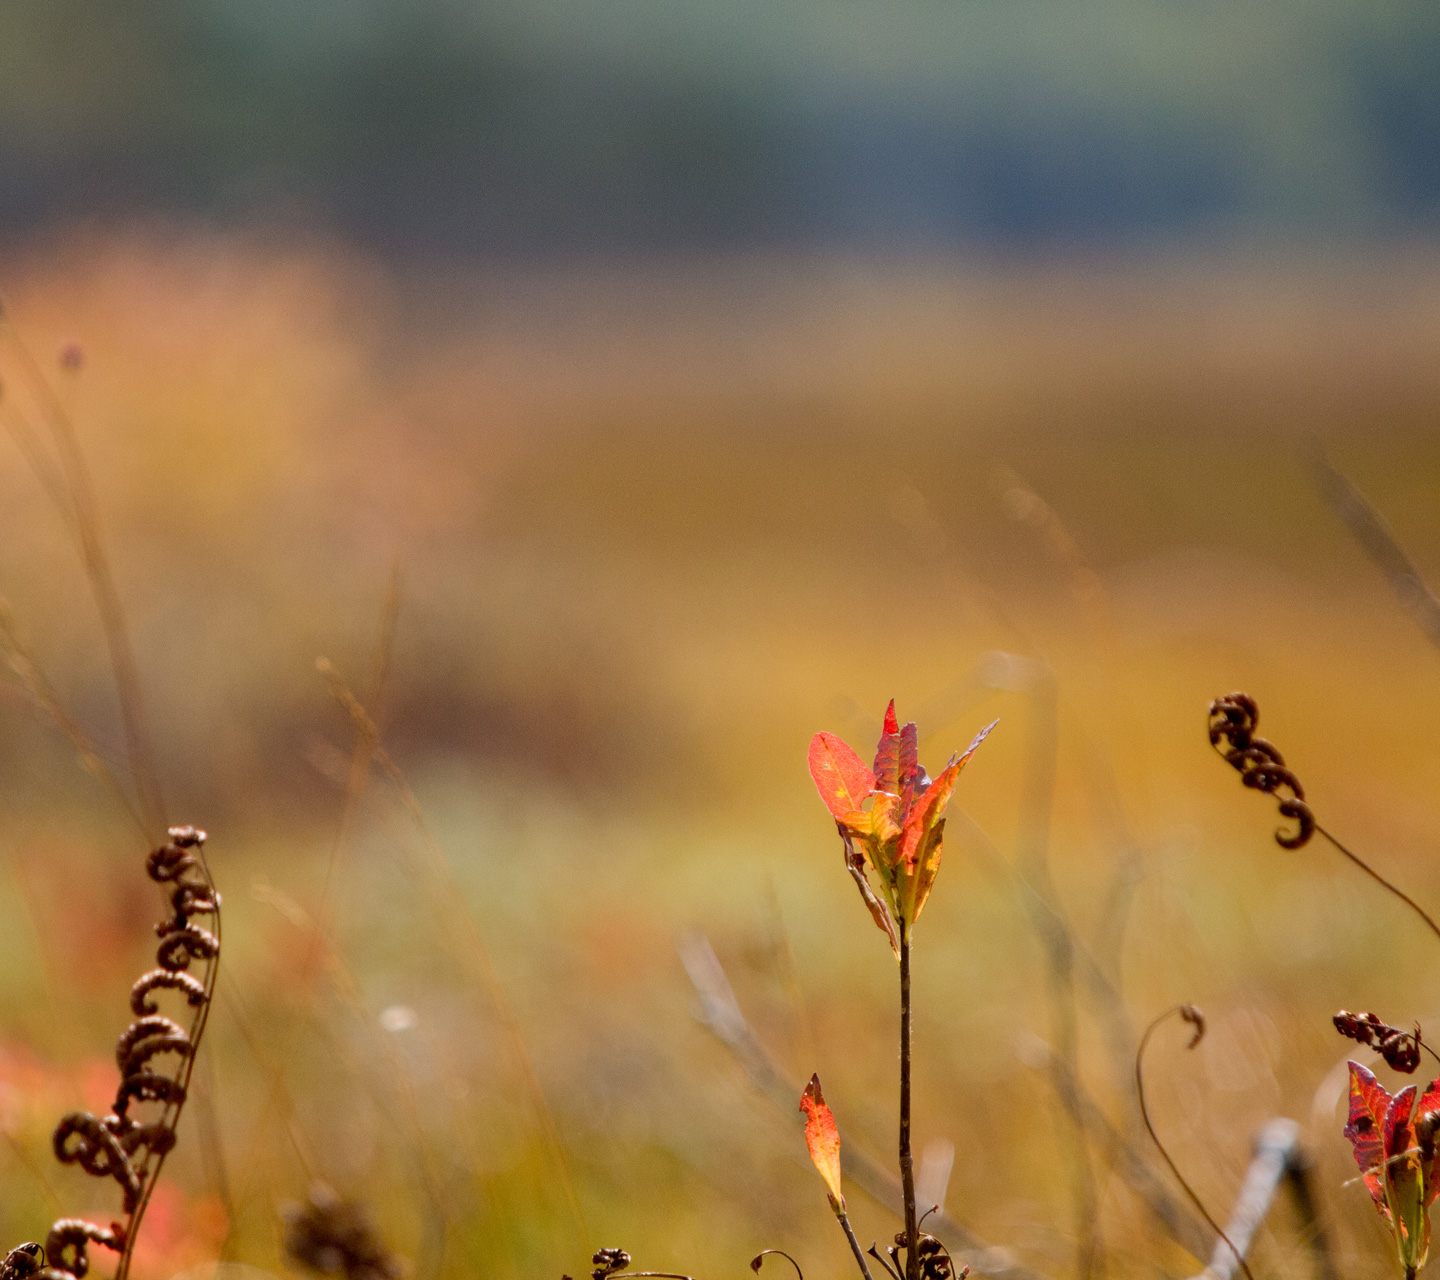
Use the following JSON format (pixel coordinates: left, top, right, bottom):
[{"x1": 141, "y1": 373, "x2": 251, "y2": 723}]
[{"x1": 1, "y1": 826, "x2": 220, "y2": 1280}]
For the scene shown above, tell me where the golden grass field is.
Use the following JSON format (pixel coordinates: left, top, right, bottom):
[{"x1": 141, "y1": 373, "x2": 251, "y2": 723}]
[{"x1": 2, "y1": 228, "x2": 1440, "y2": 1280}]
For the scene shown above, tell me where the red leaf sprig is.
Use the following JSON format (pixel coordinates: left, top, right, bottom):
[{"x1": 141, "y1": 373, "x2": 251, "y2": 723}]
[
  {"x1": 809, "y1": 701, "x2": 995, "y2": 949},
  {"x1": 1345, "y1": 1061, "x2": 1440, "y2": 1276},
  {"x1": 800, "y1": 1074, "x2": 845, "y2": 1214}
]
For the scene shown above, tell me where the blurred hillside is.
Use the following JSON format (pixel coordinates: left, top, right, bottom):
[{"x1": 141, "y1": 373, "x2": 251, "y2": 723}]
[{"x1": 3, "y1": 0, "x2": 1440, "y2": 250}]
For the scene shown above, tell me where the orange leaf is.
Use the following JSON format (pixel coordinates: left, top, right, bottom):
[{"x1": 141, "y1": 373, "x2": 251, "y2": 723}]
[
  {"x1": 808, "y1": 733, "x2": 875, "y2": 820},
  {"x1": 899, "y1": 719, "x2": 997, "y2": 871},
  {"x1": 899, "y1": 761, "x2": 953, "y2": 870},
  {"x1": 909, "y1": 817, "x2": 946, "y2": 923},
  {"x1": 800, "y1": 1073, "x2": 844, "y2": 1209}
]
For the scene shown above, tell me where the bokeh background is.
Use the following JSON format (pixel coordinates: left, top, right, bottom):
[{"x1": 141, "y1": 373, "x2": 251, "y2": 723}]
[{"x1": 1, "y1": 6, "x2": 1440, "y2": 1280}]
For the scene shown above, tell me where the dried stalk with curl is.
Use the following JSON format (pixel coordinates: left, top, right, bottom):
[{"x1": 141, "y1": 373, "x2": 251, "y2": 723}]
[{"x1": 0, "y1": 826, "x2": 220, "y2": 1280}]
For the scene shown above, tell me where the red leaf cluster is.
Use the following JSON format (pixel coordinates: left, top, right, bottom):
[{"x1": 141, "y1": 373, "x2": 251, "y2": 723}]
[{"x1": 808, "y1": 701, "x2": 995, "y2": 942}]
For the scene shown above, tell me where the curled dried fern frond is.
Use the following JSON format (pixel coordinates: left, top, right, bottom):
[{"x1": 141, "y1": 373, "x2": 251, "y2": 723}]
[{"x1": 4, "y1": 826, "x2": 221, "y2": 1280}]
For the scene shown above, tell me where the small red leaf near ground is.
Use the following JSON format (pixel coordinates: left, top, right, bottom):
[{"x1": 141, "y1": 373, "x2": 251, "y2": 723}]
[
  {"x1": 808, "y1": 733, "x2": 875, "y2": 820},
  {"x1": 800, "y1": 1073, "x2": 844, "y2": 1208}
]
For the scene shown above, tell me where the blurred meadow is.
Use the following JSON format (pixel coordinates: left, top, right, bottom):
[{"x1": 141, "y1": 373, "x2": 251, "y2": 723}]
[{"x1": 3, "y1": 7, "x2": 1440, "y2": 1280}]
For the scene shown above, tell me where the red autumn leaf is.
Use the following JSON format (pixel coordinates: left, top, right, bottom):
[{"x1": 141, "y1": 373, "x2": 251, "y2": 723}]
[
  {"x1": 1345, "y1": 1061, "x2": 1391, "y2": 1205},
  {"x1": 1387, "y1": 1083, "x2": 1420, "y2": 1164},
  {"x1": 872, "y1": 701, "x2": 921, "y2": 800},
  {"x1": 899, "y1": 760, "x2": 958, "y2": 872},
  {"x1": 808, "y1": 733, "x2": 875, "y2": 820},
  {"x1": 814, "y1": 706, "x2": 997, "y2": 934},
  {"x1": 873, "y1": 699, "x2": 902, "y2": 795},
  {"x1": 799, "y1": 1073, "x2": 844, "y2": 1209},
  {"x1": 898, "y1": 721, "x2": 920, "y2": 802}
]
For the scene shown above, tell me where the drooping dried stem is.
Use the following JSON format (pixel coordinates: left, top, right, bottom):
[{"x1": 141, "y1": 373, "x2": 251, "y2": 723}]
[
  {"x1": 1314, "y1": 824, "x2": 1440, "y2": 949},
  {"x1": 1135, "y1": 1006, "x2": 1254, "y2": 1280}
]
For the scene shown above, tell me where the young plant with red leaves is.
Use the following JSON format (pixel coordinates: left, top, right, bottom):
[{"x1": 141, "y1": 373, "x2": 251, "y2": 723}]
[
  {"x1": 807, "y1": 702, "x2": 994, "y2": 1280},
  {"x1": 561, "y1": 702, "x2": 991, "y2": 1280},
  {"x1": 809, "y1": 702, "x2": 995, "y2": 949}
]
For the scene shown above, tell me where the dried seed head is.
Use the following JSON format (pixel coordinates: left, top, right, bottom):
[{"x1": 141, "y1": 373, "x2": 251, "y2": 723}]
[
  {"x1": 1179, "y1": 1005, "x2": 1206, "y2": 1049},
  {"x1": 1419, "y1": 1111, "x2": 1440, "y2": 1163},
  {"x1": 590, "y1": 1250, "x2": 632, "y2": 1280},
  {"x1": 1207, "y1": 693, "x2": 1315, "y2": 849},
  {"x1": 1333, "y1": 1010, "x2": 1423, "y2": 1073},
  {"x1": 0, "y1": 1244, "x2": 43, "y2": 1280},
  {"x1": 891, "y1": 1232, "x2": 955, "y2": 1280}
]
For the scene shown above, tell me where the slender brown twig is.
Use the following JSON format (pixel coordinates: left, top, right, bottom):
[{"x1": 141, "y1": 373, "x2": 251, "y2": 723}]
[
  {"x1": 898, "y1": 920, "x2": 919, "y2": 1280},
  {"x1": 837, "y1": 1213, "x2": 876, "y2": 1280},
  {"x1": 1135, "y1": 1006, "x2": 1254, "y2": 1280},
  {"x1": 1315, "y1": 824, "x2": 1440, "y2": 947},
  {"x1": 752, "y1": 1249, "x2": 805, "y2": 1280}
]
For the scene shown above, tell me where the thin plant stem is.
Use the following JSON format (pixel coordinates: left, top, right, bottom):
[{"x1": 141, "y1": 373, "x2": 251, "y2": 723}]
[
  {"x1": 611, "y1": 1273, "x2": 697, "y2": 1279},
  {"x1": 1135, "y1": 1007, "x2": 1254, "y2": 1280},
  {"x1": 898, "y1": 920, "x2": 919, "y2": 1280},
  {"x1": 836, "y1": 1209, "x2": 876, "y2": 1280},
  {"x1": 753, "y1": 1250, "x2": 804, "y2": 1280},
  {"x1": 1315, "y1": 824, "x2": 1440, "y2": 948}
]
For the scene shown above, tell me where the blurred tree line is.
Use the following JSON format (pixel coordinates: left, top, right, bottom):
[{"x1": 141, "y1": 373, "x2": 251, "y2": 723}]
[{"x1": 1, "y1": 0, "x2": 1438, "y2": 253}]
